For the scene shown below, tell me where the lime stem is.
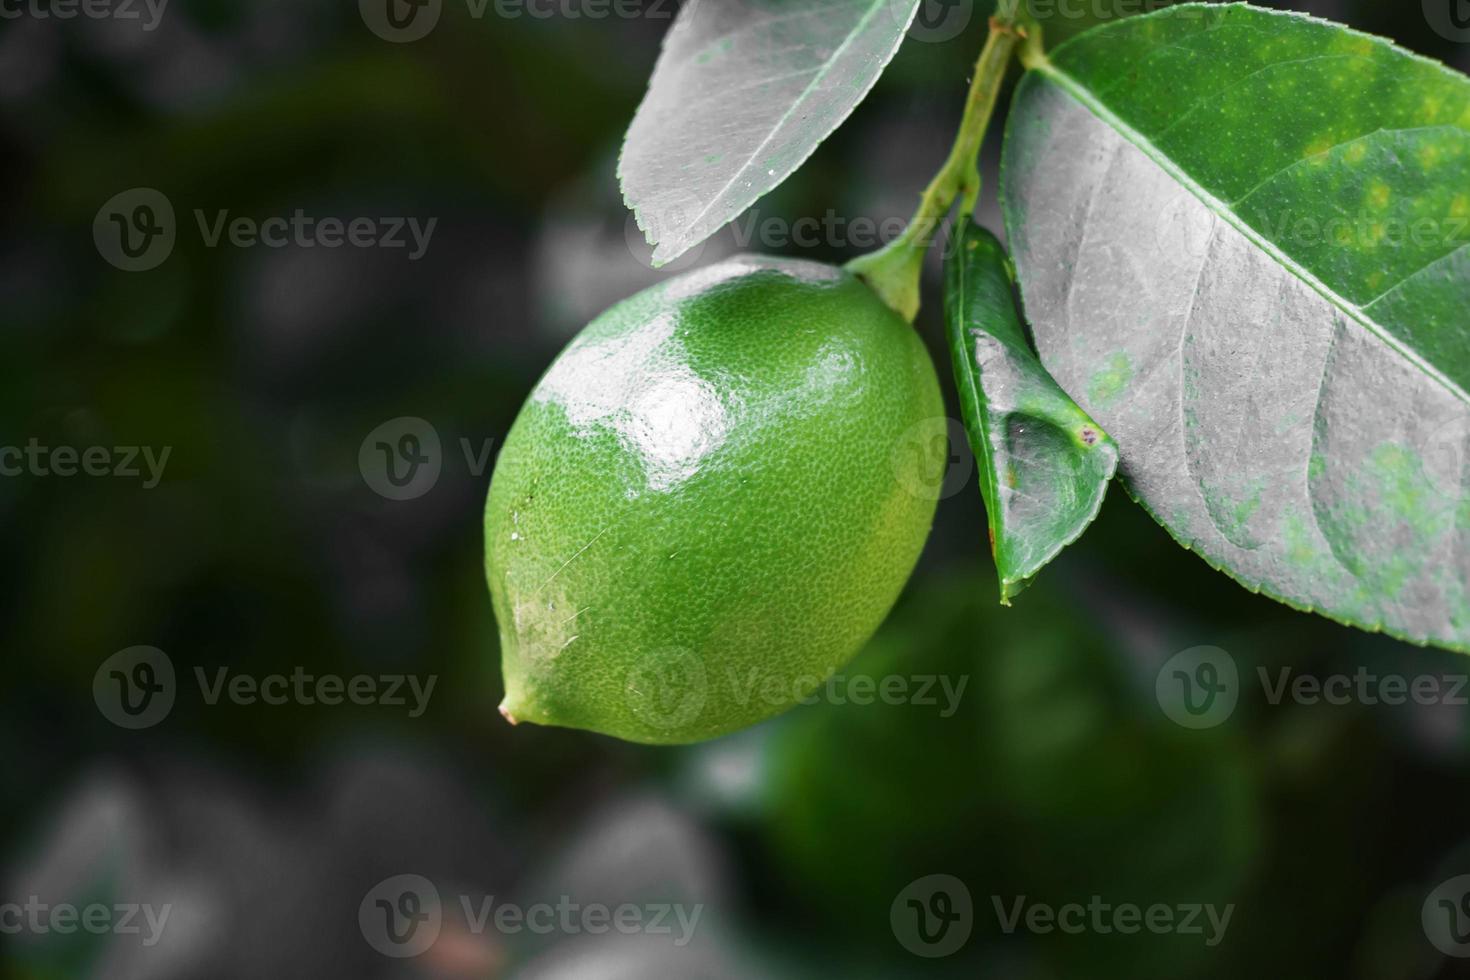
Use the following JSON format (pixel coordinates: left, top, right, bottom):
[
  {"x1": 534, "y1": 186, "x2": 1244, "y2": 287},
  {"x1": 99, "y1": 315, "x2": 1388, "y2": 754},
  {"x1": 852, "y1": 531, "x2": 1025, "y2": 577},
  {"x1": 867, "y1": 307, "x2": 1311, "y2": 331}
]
[{"x1": 848, "y1": 0, "x2": 1032, "y2": 322}]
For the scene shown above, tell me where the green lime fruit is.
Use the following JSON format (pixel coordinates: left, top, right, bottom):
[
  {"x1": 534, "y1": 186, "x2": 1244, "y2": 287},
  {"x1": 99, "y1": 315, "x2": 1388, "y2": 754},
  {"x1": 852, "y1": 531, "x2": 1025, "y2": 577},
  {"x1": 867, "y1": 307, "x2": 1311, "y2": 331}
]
[{"x1": 485, "y1": 255, "x2": 944, "y2": 744}]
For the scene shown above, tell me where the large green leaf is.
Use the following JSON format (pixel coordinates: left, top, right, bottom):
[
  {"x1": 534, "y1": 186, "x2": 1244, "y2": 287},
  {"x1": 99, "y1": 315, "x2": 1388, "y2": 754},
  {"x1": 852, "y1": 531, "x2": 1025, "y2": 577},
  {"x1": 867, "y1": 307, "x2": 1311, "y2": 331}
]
[
  {"x1": 945, "y1": 217, "x2": 1117, "y2": 603},
  {"x1": 620, "y1": 0, "x2": 919, "y2": 266},
  {"x1": 1002, "y1": 3, "x2": 1470, "y2": 651}
]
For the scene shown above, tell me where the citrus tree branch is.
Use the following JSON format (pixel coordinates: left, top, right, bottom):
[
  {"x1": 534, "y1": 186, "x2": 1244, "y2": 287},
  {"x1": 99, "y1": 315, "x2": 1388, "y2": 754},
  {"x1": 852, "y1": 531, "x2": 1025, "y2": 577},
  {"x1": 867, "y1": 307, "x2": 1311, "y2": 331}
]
[{"x1": 848, "y1": 0, "x2": 1033, "y2": 322}]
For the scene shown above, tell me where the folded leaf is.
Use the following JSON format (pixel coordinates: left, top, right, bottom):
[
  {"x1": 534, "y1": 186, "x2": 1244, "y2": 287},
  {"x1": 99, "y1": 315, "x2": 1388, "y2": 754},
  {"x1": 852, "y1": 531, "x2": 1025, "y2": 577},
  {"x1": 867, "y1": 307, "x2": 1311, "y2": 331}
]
[
  {"x1": 945, "y1": 217, "x2": 1118, "y2": 603},
  {"x1": 620, "y1": 0, "x2": 920, "y2": 266},
  {"x1": 1002, "y1": 4, "x2": 1470, "y2": 649}
]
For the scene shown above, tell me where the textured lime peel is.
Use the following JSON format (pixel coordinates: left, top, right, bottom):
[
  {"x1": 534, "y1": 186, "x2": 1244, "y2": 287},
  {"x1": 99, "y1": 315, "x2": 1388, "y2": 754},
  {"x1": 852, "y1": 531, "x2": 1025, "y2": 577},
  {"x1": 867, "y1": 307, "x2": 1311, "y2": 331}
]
[
  {"x1": 485, "y1": 256, "x2": 942, "y2": 744},
  {"x1": 1002, "y1": 3, "x2": 1470, "y2": 650},
  {"x1": 945, "y1": 217, "x2": 1118, "y2": 603}
]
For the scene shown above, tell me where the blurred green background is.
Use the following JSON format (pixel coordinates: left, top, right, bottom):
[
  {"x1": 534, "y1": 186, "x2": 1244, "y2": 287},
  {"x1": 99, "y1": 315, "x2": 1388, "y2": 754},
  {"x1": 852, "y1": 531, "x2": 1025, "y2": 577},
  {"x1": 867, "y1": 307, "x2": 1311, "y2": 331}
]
[{"x1": 4, "y1": 0, "x2": 1470, "y2": 977}]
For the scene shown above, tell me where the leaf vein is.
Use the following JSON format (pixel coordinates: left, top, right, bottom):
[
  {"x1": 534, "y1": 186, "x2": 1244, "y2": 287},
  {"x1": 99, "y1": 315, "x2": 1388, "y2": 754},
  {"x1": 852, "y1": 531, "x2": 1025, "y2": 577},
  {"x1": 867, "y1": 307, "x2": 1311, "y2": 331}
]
[
  {"x1": 1362, "y1": 240, "x2": 1470, "y2": 308},
  {"x1": 1035, "y1": 63, "x2": 1470, "y2": 415}
]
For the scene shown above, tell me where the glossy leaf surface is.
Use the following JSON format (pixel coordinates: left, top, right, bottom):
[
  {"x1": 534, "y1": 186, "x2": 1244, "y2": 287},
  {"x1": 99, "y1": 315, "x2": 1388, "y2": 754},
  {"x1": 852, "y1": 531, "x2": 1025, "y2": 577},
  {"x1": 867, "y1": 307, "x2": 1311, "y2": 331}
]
[
  {"x1": 945, "y1": 217, "x2": 1117, "y2": 602},
  {"x1": 1003, "y1": 3, "x2": 1470, "y2": 650},
  {"x1": 620, "y1": 0, "x2": 919, "y2": 266}
]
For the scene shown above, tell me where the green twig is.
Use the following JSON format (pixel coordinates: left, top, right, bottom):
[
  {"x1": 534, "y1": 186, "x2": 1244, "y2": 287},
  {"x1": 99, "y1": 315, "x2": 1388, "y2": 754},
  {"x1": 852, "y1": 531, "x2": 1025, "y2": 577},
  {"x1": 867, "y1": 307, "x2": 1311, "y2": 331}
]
[{"x1": 849, "y1": 0, "x2": 1032, "y2": 322}]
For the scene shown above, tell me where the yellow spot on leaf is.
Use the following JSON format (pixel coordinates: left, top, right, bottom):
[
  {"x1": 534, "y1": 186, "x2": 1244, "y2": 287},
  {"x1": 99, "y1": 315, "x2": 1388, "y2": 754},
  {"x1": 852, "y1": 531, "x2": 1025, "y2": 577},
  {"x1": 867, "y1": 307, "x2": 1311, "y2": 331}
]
[{"x1": 1305, "y1": 138, "x2": 1335, "y2": 161}]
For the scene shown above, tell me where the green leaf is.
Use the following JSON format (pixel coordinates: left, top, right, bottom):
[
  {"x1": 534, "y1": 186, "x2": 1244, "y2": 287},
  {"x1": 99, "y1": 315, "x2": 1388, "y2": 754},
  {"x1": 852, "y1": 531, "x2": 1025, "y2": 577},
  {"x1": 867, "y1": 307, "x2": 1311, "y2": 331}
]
[
  {"x1": 945, "y1": 217, "x2": 1118, "y2": 603},
  {"x1": 1002, "y1": 3, "x2": 1470, "y2": 650},
  {"x1": 619, "y1": 0, "x2": 920, "y2": 266}
]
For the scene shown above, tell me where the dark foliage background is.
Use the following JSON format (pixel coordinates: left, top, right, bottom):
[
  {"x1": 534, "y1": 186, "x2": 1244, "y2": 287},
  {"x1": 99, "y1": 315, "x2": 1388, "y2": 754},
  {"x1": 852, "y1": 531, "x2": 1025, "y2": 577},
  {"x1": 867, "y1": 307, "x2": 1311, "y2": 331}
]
[{"x1": 3, "y1": 0, "x2": 1470, "y2": 977}]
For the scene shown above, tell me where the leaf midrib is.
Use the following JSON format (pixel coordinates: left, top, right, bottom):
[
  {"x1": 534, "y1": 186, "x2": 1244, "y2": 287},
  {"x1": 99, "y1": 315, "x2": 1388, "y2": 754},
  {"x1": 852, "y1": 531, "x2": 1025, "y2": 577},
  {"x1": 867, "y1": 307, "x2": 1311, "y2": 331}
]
[
  {"x1": 946, "y1": 232, "x2": 1005, "y2": 580},
  {"x1": 1029, "y1": 59, "x2": 1470, "y2": 412}
]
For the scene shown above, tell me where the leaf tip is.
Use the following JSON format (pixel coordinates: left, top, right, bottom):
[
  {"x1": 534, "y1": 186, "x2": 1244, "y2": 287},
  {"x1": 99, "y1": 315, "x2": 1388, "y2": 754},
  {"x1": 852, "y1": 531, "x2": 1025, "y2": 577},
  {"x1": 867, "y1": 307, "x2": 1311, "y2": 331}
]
[{"x1": 998, "y1": 571, "x2": 1038, "y2": 606}]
